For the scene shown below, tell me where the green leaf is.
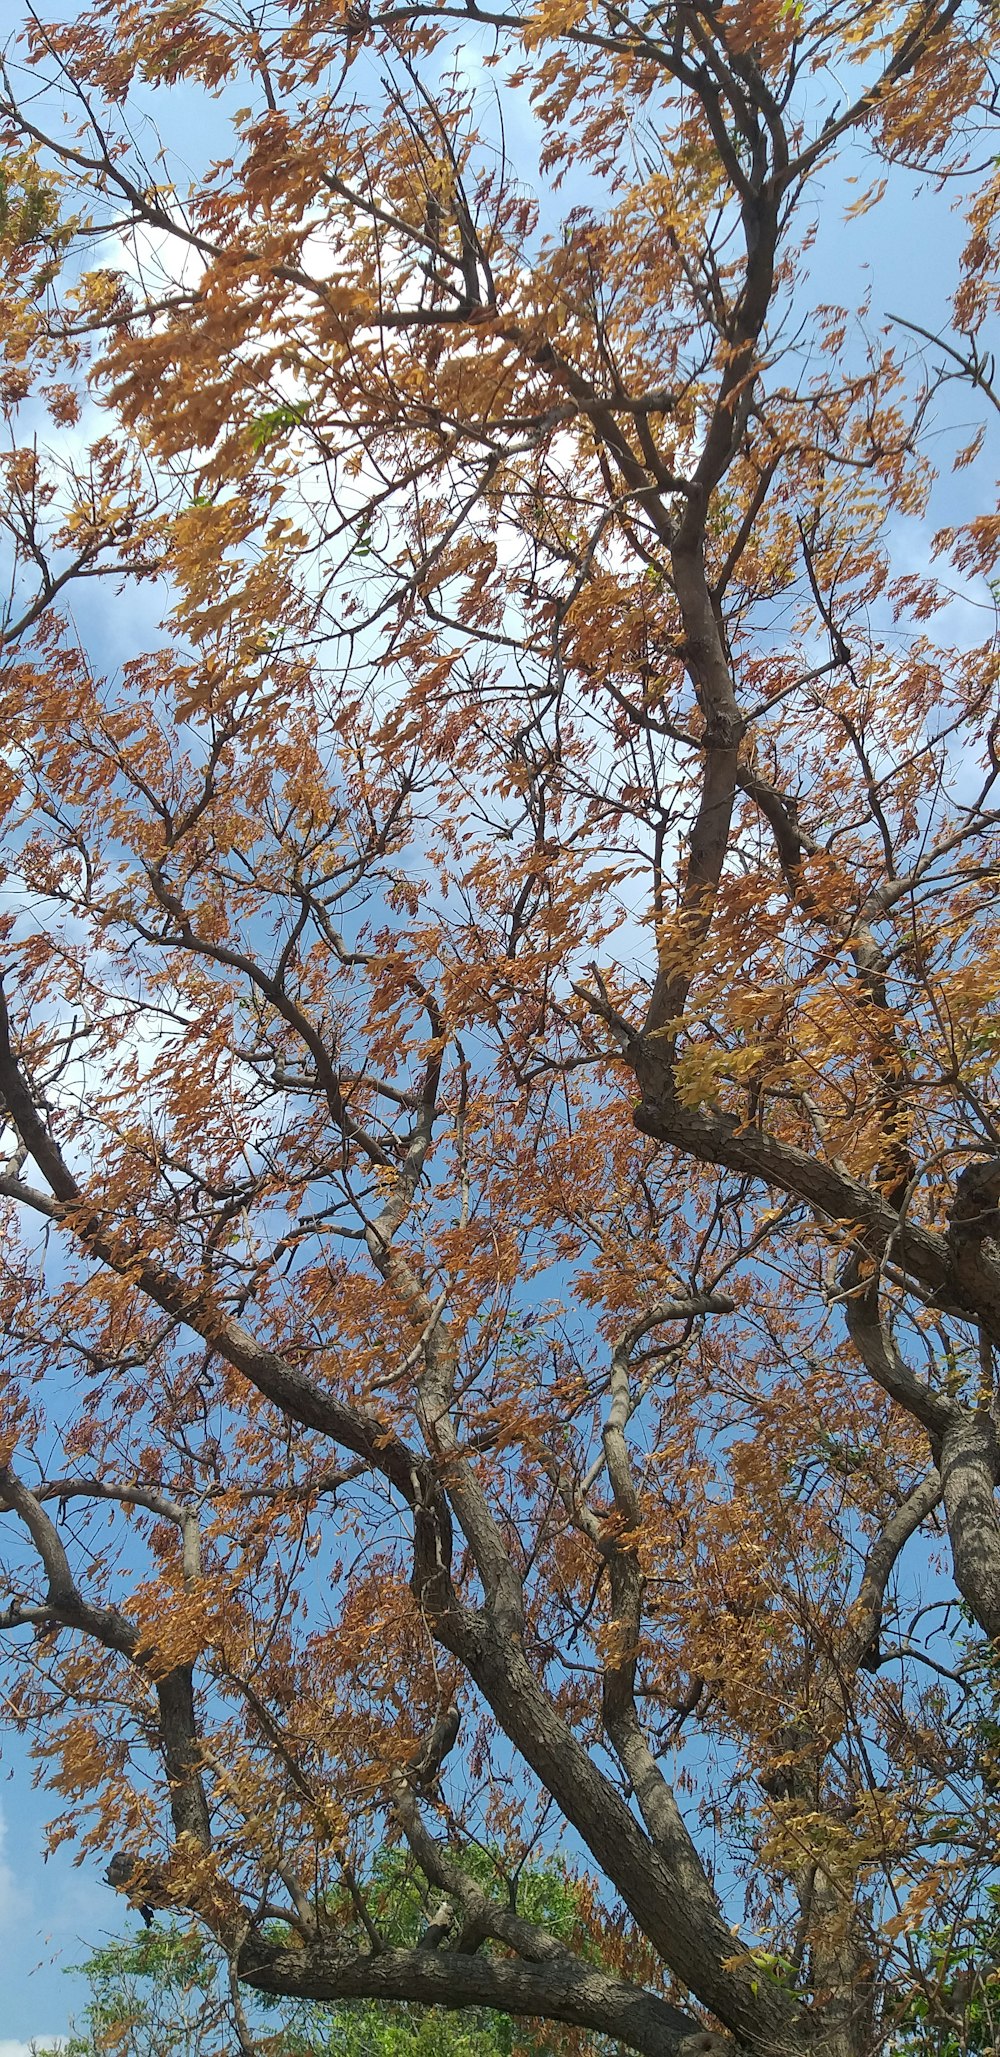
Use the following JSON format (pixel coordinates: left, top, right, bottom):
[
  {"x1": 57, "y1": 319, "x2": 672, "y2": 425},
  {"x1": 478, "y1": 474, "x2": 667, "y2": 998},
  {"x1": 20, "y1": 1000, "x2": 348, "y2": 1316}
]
[{"x1": 247, "y1": 399, "x2": 310, "y2": 453}]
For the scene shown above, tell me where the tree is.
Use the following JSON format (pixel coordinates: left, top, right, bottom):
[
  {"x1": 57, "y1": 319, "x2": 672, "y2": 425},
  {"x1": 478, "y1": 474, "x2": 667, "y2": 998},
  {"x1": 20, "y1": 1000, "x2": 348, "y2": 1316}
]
[
  {"x1": 62, "y1": 1927, "x2": 232, "y2": 2057},
  {"x1": 65, "y1": 1853, "x2": 592, "y2": 2056},
  {"x1": 0, "y1": 0, "x2": 997, "y2": 2053}
]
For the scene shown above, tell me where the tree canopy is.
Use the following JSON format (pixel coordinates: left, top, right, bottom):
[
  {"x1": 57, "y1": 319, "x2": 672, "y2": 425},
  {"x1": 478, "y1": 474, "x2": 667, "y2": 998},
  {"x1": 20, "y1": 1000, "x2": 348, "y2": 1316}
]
[
  {"x1": 63, "y1": 1852, "x2": 592, "y2": 2057},
  {"x1": 0, "y1": 1, "x2": 998, "y2": 2054}
]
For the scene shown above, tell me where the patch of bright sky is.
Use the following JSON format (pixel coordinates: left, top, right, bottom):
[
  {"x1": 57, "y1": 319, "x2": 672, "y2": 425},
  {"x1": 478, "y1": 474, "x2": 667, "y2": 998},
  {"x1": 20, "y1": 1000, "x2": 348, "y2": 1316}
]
[
  {"x1": 0, "y1": 2045, "x2": 66, "y2": 2056},
  {"x1": 0, "y1": 1784, "x2": 106, "y2": 2043}
]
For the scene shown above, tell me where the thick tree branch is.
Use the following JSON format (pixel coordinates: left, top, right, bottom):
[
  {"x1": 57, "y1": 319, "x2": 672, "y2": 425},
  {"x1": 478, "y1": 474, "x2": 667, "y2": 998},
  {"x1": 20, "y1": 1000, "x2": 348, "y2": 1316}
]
[{"x1": 239, "y1": 1939, "x2": 729, "y2": 2057}]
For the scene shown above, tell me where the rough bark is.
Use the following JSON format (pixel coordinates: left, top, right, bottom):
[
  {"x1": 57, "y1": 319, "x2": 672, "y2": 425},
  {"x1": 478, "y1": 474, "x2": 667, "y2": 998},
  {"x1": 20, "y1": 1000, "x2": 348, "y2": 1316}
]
[{"x1": 238, "y1": 1941, "x2": 731, "y2": 2057}]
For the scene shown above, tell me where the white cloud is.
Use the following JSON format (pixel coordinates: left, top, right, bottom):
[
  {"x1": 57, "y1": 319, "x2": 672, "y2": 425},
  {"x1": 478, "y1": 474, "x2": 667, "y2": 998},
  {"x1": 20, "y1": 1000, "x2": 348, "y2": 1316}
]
[
  {"x1": 0, "y1": 2042, "x2": 68, "y2": 2056},
  {"x1": 0, "y1": 1803, "x2": 30, "y2": 1938}
]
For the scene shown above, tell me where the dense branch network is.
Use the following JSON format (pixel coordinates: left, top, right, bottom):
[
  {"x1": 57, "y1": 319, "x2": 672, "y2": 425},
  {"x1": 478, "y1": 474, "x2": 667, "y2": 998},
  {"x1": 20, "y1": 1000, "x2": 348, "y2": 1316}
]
[{"x1": 0, "y1": 2, "x2": 997, "y2": 2056}]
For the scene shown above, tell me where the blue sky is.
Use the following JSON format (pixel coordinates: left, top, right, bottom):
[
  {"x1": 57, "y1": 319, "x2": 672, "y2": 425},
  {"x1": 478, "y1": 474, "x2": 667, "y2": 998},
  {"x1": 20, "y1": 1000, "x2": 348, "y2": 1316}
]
[{"x1": 0, "y1": 1764, "x2": 110, "y2": 2044}]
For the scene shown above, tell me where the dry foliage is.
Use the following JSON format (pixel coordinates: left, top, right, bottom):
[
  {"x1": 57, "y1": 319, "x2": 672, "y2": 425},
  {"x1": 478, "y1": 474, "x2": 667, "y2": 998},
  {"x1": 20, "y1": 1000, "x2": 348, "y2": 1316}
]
[{"x1": 0, "y1": 2, "x2": 999, "y2": 2054}]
